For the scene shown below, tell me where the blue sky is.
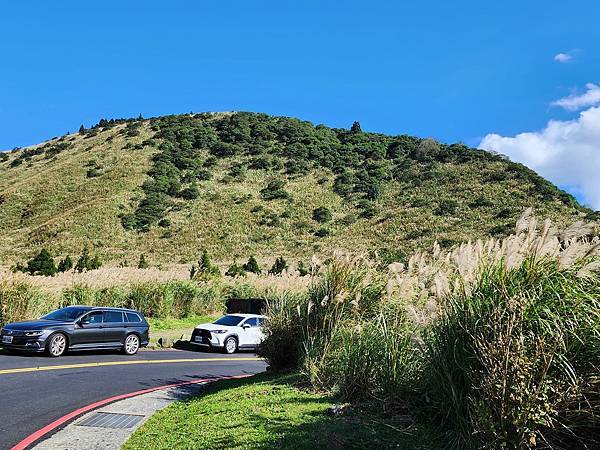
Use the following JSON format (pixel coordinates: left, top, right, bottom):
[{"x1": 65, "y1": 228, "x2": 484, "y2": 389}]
[{"x1": 1, "y1": 1, "x2": 599, "y2": 207}]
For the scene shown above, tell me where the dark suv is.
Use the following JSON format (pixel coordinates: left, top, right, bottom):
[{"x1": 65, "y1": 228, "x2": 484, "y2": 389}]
[{"x1": 0, "y1": 306, "x2": 149, "y2": 357}]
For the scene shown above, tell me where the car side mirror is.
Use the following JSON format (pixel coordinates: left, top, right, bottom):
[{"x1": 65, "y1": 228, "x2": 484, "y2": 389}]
[
  {"x1": 78, "y1": 319, "x2": 89, "y2": 327},
  {"x1": 242, "y1": 324, "x2": 250, "y2": 329}
]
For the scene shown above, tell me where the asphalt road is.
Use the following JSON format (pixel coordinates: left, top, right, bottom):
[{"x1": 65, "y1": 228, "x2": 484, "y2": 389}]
[{"x1": 0, "y1": 348, "x2": 267, "y2": 449}]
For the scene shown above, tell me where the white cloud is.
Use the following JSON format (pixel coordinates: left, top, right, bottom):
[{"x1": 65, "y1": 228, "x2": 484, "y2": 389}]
[
  {"x1": 479, "y1": 106, "x2": 600, "y2": 210},
  {"x1": 554, "y1": 52, "x2": 573, "y2": 63},
  {"x1": 551, "y1": 83, "x2": 600, "y2": 111},
  {"x1": 554, "y1": 49, "x2": 581, "y2": 63}
]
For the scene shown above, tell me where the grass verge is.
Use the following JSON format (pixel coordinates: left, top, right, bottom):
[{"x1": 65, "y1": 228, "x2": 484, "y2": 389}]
[
  {"x1": 147, "y1": 315, "x2": 216, "y2": 347},
  {"x1": 123, "y1": 372, "x2": 433, "y2": 449}
]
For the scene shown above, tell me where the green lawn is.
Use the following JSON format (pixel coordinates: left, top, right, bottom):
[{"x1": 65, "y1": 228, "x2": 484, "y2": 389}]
[
  {"x1": 146, "y1": 315, "x2": 216, "y2": 347},
  {"x1": 123, "y1": 372, "x2": 433, "y2": 449}
]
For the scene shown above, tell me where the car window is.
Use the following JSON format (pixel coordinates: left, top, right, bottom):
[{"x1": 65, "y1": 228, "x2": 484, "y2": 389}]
[
  {"x1": 244, "y1": 318, "x2": 259, "y2": 327},
  {"x1": 125, "y1": 312, "x2": 142, "y2": 323},
  {"x1": 82, "y1": 311, "x2": 103, "y2": 324},
  {"x1": 213, "y1": 315, "x2": 244, "y2": 326},
  {"x1": 42, "y1": 307, "x2": 90, "y2": 321},
  {"x1": 257, "y1": 318, "x2": 265, "y2": 326},
  {"x1": 103, "y1": 311, "x2": 124, "y2": 323}
]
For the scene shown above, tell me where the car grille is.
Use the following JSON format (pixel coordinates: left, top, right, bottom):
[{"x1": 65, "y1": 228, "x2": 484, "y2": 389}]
[{"x1": 191, "y1": 328, "x2": 212, "y2": 344}]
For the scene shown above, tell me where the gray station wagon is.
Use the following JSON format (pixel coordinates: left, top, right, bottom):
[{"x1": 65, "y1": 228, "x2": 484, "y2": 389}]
[{"x1": 0, "y1": 306, "x2": 149, "y2": 357}]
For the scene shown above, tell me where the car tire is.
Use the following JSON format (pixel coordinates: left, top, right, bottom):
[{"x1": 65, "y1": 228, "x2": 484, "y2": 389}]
[
  {"x1": 46, "y1": 333, "x2": 68, "y2": 357},
  {"x1": 123, "y1": 334, "x2": 140, "y2": 356},
  {"x1": 223, "y1": 336, "x2": 238, "y2": 354}
]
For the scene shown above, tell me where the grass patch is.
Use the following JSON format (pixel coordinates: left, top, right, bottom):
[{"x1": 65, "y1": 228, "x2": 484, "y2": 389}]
[
  {"x1": 123, "y1": 372, "x2": 432, "y2": 449},
  {"x1": 147, "y1": 314, "x2": 215, "y2": 347}
]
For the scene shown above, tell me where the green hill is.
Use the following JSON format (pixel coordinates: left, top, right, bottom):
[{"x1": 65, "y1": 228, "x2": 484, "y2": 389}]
[{"x1": 0, "y1": 112, "x2": 595, "y2": 266}]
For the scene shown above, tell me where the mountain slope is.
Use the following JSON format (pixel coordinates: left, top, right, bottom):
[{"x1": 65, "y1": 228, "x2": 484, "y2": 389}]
[{"x1": 0, "y1": 112, "x2": 595, "y2": 265}]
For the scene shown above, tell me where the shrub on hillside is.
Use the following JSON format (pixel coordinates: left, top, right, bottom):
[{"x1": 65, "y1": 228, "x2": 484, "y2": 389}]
[
  {"x1": 25, "y1": 249, "x2": 57, "y2": 277},
  {"x1": 189, "y1": 250, "x2": 220, "y2": 280},
  {"x1": 312, "y1": 207, "x2": 332, "y2": 223},
  {"x1": 225, "y1": 262, "x2": 246, "y2": 278},
  {"x1": 297, "y1": 261, "x2": 309, "y2": 276},
  {"x1": 434, "y1": 199, "x2": 458, "y2": 216},
  {"x1": 157, "y1": 218, "x2": 171, "y2": 228},
  {"x1": 86, "y1": 167, "x2": 101, "y2": 178},
  {"x1": 269, "y1": 256, "x2": 288, "y2": 275},
  {"x1": 260, "y1": 179, "x2": 290, "y2": 201},
  {"x1": 57, "y1": 255, "x2": 73, "y2": 273},
  {"x1": 314, "y1": 227, "x2": 330, "y2": 237},
  {"x1": 242, "y1": 256, "x2": 261, "y2": 274},
  {"x1": 178, "y1": 184, "x2": 200, "y2": 200},
  {"x1": 228, "y1": 164, "x2": 247, "y2": 180},
  {"x1": 75, "y1": 246, "x2": 102, "y2": 272},
  {"x1": 357, "y1": 200, "x2": 377, "y2": 219},
  {"x1": 137, "y1": 254, "x2": 149, "y2": 269}
]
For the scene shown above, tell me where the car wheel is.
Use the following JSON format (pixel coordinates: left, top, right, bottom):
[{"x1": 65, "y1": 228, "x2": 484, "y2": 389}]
[
  {"x1": 46, "y1": 333, "x2": 68, "y2": 357},
  {"x1": 223, "y1": 336, "x2": 237, "y2": 354},
  {"x1": 123, "y1": 334, "x2": 141, "y2": 355}
]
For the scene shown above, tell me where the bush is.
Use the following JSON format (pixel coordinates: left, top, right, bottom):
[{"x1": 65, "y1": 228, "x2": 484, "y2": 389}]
[
  {"x1": 435, "y1": 200, "x2": 458, "y2": 216},
  {"x1": 297, "y1": 261, "x2": 309, "y2": 276},
  {"x1": 357, "y1": 200, "x2": 377, "y2": 219},
  {"x1": 312, "y1": 207, "x2": 332, "y2": 223},
  {"x1": 75, "y1": 246, "x2": 102, "y2": 272},
  {"x1": 225, "y1": 262, "x2": 246, "y2": 278},
  {"x1": 137, "y1": 254, "x2": 149, "y2": 269},
  {"x1": 269, "y1": 256, "x2": 288, "y2": 275},
  {"x1": 190, "y1": 250, "x2": 220, "y2": 280},
  {"x1": 243, "y1": 256, "x2": 261, "y2": 274},
  {"x1": 86, "y1": 167, "x2": 101, "y2": 178},
  {"x1": 26, "y1": 249, "x2": 57, "y2": 277},
  {"x1": 0, "y1": 281, "x2": 52, "y2": 326},
  {"x1": 260, "y1": 179, "x2": 290, "y2": 201},
  {"x1": 178, "y1": 184, "x2": 200, "y2": 200},
  {"x1": 193, "y1": 169, "x2": 211, "y2": 181},
  {"x1": 314, "y1": 227, "x2": 330, "y2": 237},
  {"x1": 57, "y1": 255, "x2": 73, "y2": 273},
  {"x1": 422, "y1": 259, "x2": 600, "y2": 448},
  {"x1": 257, "y1": 294, "x2": 305, "y2": 370},
  {"x1": 158, "y1": 218, "x2": 171, "y2": 228}
]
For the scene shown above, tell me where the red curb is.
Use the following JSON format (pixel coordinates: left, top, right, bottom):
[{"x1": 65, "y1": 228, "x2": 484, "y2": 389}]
[{"x1": 11, "y1": 374, "x2": 252, "y2": 450}]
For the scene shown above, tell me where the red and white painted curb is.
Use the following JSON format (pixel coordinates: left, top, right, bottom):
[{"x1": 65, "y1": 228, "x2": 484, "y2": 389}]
[{"x1": 12, "y1": 374, "x2": 252, "y2": 450}]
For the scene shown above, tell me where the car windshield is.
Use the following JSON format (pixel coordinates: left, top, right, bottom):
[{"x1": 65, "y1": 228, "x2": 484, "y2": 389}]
[
  {"x1": 42, "y1": 307, "x2": 90, "y2": 322},
  {"x1": 213, "y1": 315, "x2": 244, "y2": 326}
]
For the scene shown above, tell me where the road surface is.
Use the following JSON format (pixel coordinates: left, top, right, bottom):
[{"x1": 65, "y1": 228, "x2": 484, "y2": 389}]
[{"x1": 0, "y1": 348, "x2": 266, "y2": 449}]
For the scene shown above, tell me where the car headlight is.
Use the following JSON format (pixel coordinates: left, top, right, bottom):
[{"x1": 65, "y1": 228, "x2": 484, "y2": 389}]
[
  {"x1": 24, "y1": 331, "x2": 45, "y2": 337},
  {"x1": 212, "y1": 330, "x2": 227, "y2": 334}
]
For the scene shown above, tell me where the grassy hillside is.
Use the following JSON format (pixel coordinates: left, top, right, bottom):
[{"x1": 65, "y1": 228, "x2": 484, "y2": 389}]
[{"x1": 0, "y1": 112, "x2": 595, "y2": 265}]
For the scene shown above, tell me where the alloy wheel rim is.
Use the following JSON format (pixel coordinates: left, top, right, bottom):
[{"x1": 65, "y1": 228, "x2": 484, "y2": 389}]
[
  {"x1": 51, "y1": 335, "x2": 66, "y2": 356},
  {"x1": 125, "y1": 335, "x2": 139, "y2": 354},
  {"x1": 226, "y1": 338, "x2": 236, "y2": 353}
]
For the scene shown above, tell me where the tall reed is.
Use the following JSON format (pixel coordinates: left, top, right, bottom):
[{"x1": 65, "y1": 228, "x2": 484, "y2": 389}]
[{"x1": 259, "y1": 211, "x2": 599, "y2": 448}]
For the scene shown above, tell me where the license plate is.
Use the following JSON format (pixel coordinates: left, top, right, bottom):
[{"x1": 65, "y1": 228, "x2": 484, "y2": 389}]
[
  {"x1": 2, "y1": 336, "x2": 13, "y2": 344},
  {"x1": 194, "y1": 336, "x2": 203, "y2": 342}
]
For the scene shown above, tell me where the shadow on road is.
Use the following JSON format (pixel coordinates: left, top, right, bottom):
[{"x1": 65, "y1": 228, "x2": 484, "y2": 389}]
[{"x1": 172, "y1": 340, "x2": 257, "y2": 355}]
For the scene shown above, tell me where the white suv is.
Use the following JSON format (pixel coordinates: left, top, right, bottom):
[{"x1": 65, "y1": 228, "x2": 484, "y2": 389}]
[{"x1": 190, "y1": 314, "x2": 266, "y2": 354}]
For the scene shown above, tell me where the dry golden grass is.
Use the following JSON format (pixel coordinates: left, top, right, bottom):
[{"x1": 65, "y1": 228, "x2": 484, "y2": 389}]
[
  {"x1": 0, "y1": 264, "x2": 313, "y2": 295},
  {"x1": 0, "y1": 266, "x2": 188, "y2": 293}
]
